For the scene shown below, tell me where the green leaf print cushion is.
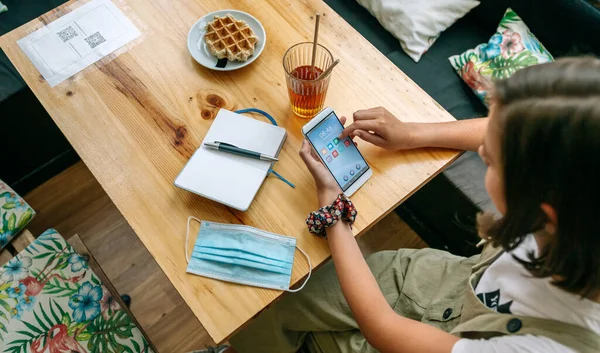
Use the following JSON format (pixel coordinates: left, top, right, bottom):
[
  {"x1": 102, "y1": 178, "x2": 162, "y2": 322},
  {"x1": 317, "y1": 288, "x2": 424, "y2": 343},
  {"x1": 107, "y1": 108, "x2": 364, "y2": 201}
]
[
  {"x1": 0, "y1": 180, "x2": 36, "y2": 250},
  {"x1": 0, "y1": 229, "x2": 154, "y2": 351},
  {"x1": 448, "y1": 8, "x2": 554, "y2": 106}
]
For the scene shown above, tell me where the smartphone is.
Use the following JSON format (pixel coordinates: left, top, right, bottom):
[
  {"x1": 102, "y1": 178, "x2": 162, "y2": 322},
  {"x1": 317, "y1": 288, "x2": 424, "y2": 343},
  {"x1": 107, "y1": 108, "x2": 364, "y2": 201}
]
[{"x1": 302, "y1": 107, "x2": 372, "y2": 196}]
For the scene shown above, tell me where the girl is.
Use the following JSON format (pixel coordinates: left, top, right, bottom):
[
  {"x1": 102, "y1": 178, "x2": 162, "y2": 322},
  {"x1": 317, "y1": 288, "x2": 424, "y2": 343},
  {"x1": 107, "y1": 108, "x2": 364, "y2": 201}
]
[{"x1": 199, "y1": 57, "x2": 600, "y2": 352}]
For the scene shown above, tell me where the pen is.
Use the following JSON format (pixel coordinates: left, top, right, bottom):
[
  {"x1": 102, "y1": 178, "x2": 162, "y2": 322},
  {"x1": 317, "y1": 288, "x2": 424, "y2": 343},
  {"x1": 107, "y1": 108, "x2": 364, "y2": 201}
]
[{"x1": 204, "y1": 141, "x2": 279, "y2": 162}]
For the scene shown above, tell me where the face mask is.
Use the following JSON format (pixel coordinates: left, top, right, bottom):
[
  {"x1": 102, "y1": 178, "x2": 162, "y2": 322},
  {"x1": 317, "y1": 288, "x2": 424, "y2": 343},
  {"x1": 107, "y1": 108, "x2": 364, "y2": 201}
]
[{"x1": 185, "y1": 217, "x2": 311, "y2": 292}]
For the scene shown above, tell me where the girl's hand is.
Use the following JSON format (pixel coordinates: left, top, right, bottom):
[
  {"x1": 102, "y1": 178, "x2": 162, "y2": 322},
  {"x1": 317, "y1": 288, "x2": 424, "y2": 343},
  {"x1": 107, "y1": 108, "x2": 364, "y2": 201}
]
[
  {"x1": 339, "y1": 107, "x2": 418, "y2": 150},
  {"x1": 299, "y1": 139, "x2": 342, "y2": 208}
]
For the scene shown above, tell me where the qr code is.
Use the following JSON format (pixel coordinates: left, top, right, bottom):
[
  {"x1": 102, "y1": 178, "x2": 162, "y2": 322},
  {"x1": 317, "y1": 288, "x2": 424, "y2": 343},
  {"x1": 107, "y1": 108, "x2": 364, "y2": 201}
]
[
  {"x1": 85, "y1": 32, "x2": 106, "y2": 49},
  {"x1": 57, "y1": 26, "x2": 78, "y2": 43}
]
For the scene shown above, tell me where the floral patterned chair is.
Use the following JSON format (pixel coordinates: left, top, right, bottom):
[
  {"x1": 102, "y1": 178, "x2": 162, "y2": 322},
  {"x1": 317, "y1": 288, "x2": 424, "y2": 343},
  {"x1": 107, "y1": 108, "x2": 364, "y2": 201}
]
[
  {"x1": 0, "y1": 179, "x2": 155, "y2": 352},
  {"x1": 0, "y1": 229, "x2": 155, "y2": 353}
]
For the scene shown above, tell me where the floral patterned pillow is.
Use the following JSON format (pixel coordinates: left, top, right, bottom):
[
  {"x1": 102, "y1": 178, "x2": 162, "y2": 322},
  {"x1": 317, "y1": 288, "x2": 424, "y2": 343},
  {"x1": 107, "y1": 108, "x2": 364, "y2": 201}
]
[
  {"x1": 0, "y1": 229, "x2": 153, "y2": 352},
  {"x1": 0, "y1": 180, "x2": 36, "y2": 250},
  {"x1": 448, "y1": 8, "x2": 554, "y2": 106}
]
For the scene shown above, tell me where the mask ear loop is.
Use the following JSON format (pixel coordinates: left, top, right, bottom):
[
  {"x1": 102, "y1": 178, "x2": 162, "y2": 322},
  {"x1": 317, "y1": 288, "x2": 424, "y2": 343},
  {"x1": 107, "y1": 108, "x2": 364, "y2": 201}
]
[
  {"x1": 186, "y1": 216, "x2": 202, "y2": 264},
  {"x1": 285, "y1": 246, "x2": 312, "y2": 293}
]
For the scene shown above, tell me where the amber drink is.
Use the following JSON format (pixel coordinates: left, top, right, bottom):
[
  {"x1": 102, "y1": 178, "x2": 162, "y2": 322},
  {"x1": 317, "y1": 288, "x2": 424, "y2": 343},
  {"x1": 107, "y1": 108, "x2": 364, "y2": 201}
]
[{"x1": 283, "y1": 43, "x2": 333, "y2": 118}]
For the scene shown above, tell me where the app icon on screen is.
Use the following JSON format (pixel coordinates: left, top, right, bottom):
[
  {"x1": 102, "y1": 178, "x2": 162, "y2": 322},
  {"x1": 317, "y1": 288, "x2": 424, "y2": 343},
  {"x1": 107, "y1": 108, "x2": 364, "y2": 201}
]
[
  {"x1": 326, "y1": 156, "x2": 332, "y2": 163},
  {"x1": 321, "y1": 148, "x2": 328, "y2": 155},
  {"x1": 338, "y1": 145, "x2": 345, "y2": 152},
  {"x1": 332, "y1": 150, "x2": 339, "y2": 158},
  {"x1": 356, "y1": 164, "x2": 361, "y2": 170},
  {"x1": 327, "y1": 143, "x2": 334, "y2": 150},
  {"x1": 343, "y1": 175, "x2": 349, "y2": 181},
  {"x1": 344, "y1": 140, "x2": 351, "y2": 147},
  {"x1": 333, "y1": 137, "x2": 340, "y2": 145},
  {"x1": 350, "y1": 170, "x2": 355, "y2": 176}
]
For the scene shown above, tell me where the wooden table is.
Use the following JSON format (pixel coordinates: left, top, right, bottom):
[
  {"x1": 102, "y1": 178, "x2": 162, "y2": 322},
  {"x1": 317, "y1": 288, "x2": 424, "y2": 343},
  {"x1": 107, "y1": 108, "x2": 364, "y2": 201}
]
[{"x1": 1, "y1": 0, "x2": 459, "y2": 344}]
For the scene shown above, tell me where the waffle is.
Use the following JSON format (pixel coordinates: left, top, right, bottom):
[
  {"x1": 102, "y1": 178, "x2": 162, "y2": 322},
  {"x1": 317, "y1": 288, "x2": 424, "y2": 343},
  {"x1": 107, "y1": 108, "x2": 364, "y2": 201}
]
[{"x1": 204, "y1": 14, "x2": 259, "y2": 62}]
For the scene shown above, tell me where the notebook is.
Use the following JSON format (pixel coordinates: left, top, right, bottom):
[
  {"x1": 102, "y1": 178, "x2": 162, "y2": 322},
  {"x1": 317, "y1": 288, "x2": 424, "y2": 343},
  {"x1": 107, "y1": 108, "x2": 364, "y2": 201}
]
[{"x1": 174, "y1": 109, "x2": 287, "y2": 211}]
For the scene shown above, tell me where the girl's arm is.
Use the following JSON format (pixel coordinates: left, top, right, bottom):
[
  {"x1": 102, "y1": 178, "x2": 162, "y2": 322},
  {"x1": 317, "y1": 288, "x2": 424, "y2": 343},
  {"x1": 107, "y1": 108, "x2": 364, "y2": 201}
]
[
  {"x1": 340, "y1": 107, "x2": 488, "y2": 152},
  {"x1": 326, "y1": 222, "x2": 459, "y2": 353},
  {"x1": 409, "y1": 118, "x2": 489, "y2": 152}
]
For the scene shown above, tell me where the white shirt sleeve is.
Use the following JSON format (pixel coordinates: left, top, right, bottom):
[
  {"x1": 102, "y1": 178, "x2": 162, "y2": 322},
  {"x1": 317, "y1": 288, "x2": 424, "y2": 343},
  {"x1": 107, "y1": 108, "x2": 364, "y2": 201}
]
[{"x1": 452, "y1": 335, "x2": 577, "y2": 353}]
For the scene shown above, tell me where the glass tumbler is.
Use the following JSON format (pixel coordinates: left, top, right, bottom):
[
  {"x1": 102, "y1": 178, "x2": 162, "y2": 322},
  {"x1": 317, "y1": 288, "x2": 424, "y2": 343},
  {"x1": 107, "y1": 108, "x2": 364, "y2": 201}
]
[{"x1": 283, "y1": 42, "x2": 334, "y2": 118}]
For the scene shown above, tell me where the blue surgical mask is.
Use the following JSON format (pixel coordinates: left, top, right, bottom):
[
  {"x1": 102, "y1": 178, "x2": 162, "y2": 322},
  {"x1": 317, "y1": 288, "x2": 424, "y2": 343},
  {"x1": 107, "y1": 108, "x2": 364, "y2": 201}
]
[{"x1": 185, "y1": 217, "x2": 311, "y2": 292}]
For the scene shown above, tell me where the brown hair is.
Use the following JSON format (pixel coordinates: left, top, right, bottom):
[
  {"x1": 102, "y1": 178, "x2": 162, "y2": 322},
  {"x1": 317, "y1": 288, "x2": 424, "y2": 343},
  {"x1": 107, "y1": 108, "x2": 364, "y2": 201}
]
[{"x1": 486, "y1": 57, "x2": 600, "y2": 297}]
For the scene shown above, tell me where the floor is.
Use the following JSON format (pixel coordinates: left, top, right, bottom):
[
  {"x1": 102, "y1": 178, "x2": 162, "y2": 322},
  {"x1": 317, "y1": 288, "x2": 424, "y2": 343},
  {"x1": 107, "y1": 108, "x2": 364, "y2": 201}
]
[{"x1": 24, "y1": 161, "x2": 427, "y2": 352}]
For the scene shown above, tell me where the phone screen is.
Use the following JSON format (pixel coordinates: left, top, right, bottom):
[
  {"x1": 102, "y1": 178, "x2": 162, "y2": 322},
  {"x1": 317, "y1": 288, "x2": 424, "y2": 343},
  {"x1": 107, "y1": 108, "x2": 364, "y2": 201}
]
[{"x1": 305, "y1": 111, "x2": 370, "y2": 191}]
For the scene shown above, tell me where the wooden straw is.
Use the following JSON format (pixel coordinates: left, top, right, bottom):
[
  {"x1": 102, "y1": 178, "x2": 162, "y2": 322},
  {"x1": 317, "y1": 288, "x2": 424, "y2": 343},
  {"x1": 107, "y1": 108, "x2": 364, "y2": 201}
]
[
  {"x1": 320, "y1": 59, "x2": 340, "y2": 78},
  {"x1": 310, "y1": 13, "x2": 321, "y2": 78}
]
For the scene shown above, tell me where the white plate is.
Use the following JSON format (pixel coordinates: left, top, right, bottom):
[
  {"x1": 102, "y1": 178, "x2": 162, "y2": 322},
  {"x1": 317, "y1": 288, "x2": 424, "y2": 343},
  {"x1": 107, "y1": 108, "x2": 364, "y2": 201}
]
[{"x1": 187, "y1": 10, "x2": 266, "y2": 71}]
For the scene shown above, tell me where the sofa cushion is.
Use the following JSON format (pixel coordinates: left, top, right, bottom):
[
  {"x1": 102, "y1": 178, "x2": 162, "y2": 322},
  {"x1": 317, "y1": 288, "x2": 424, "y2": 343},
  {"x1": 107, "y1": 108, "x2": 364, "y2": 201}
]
[
  {"x1": 0, "y1": 229, "x2": 154, "y2": 351},
  {"x1": 0, "y1": 180, "x2": 35, "y2": 250},
  {"x1": 449, "y1": 8, "x2": 555, "y2": 106},
  {"x1": 355, "y1": 0, "x2": 480, "y2": 62}
]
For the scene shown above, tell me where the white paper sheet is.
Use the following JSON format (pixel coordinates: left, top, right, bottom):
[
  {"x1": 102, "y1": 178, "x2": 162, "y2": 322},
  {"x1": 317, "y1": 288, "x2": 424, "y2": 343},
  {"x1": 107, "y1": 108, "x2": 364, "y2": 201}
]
[{"x1": 17, "y1": 0, "x2": 140, "y2": 87}]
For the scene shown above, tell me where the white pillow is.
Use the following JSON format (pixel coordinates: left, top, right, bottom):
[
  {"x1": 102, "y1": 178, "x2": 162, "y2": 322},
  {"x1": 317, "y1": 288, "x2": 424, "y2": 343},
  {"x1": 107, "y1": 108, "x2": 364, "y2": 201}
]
[{"x1": 356, "y1": 0, "x2": 480, "y2": 62}]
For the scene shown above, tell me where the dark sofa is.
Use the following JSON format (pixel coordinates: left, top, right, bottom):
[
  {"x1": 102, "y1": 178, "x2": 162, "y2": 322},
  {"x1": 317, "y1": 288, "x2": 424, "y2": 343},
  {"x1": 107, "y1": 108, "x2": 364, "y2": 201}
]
[
  {"x1": 324, "y1": 0, "x2": 600, "y2": 255},
  {"x1": 0, "y1": 0, "x2": 77, "y2": 195}
]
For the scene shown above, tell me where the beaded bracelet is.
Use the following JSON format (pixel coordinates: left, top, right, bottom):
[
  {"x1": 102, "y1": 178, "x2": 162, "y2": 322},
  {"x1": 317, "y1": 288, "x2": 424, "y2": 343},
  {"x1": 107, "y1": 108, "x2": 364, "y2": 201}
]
[{"x1": 305, "y1": 194, "x2": 357, "y2": 238}]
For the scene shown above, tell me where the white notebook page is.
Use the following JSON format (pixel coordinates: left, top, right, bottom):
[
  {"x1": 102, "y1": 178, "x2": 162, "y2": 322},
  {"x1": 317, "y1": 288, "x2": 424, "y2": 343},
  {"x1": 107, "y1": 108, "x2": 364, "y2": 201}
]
[{"x1": 174, "y1": 109, "x2": 286, "y2": 211}]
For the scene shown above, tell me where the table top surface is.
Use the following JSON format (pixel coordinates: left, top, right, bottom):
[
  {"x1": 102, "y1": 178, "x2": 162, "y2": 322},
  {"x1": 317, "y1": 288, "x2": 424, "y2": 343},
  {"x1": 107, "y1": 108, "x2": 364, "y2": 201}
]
[{"x1": 1, "y1": 0, "x2": 458, "y2": 343}]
